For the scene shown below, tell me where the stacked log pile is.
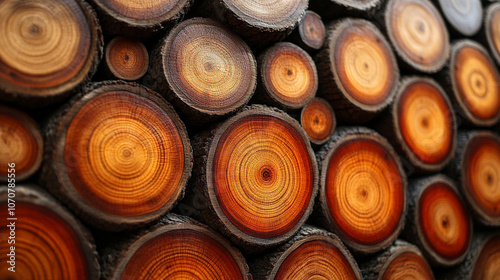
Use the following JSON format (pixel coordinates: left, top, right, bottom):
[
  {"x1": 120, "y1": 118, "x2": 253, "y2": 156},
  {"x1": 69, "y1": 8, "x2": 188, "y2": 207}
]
[{"x1": 1, "y1": 0, "x2": 500, "y2": 279}]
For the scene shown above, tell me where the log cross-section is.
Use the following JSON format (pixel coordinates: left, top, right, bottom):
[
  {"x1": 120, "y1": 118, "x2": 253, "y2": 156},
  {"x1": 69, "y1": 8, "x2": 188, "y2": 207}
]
[{"x1": 104, "y1": 37, "x2": 149, "y2": 81}]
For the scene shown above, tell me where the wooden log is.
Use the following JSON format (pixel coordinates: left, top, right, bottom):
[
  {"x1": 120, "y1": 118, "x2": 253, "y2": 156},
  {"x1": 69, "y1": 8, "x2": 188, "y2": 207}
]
[
  {"x1": 447, "y1": 130, "x2": 500, "y2": 226},
  {"x1": 300, "y1": 97, "x2": 336, "y2": 146},
  {"x1": 485, "y1": 3, "x2": 500, "y2": 65},
  {"x1": 181, "y1": 105, "x2": 318, "y2": 252},
  {"x1": 0, "y1": 184, "x2": 100, "y2": 279},
  {"x1": 440, "y1": 40, "x2": 500, "y2": 127},
  {"x1": 250, "y1": 225, "x2": 362, "y2": 280},
  {"x1": 197, "y1": 0, "x2": 308, "y2": 50},
  {"x1": 315, "y1": 18, "x2": 399, "y2": 124},
  {"x1": 314, "y1": 126, "x2": 407, "y2": 255},
  {"x1": 103, "y1": 37, "x2": 149, "y2": 81},
  {"x1": 0, "y1": 106, "x2": 43, "y2": 182},
  {"x1": 39, "y1": 81, "x2": 192, "y2": 231},
  {"x1": 439, "y1": 231, "x2": 500, "y2": 279},
  {"x1": 360, "y1": 240, "x2": 434, "y2": 280},
  {"x1": 253, "y1": 42, "x2": 317, "y2": 111},
  {"x1": 381, "y1": 0, "x2": 449, "y2": 73},
  {"x1": 288, "y1": 11, "x2": 326, "y2": 53},
  {"x1": 0, "y1": 0, "x2": 103, "y2": 107},
  {"x1": 87, "y1": 0, "x2": 193, "y2": 39},
  {"x1": 374, "y1": 77, "x2": 456, "y2": 173},
  {"x1": 101, "y1": 213, "x2": 250, "y2": 280},
  {"x1": 436, "y1": 0, "x2": 483, "y2": 36},
  {"x1": 403, "y1": 174, "x2": 472, "y2": 266},
  {"x1": 308, "y1": 0, "x2": 381, "y2": 20},
  {"x1": 144, "y1": 17, "x2": 257, "y2": 127}
]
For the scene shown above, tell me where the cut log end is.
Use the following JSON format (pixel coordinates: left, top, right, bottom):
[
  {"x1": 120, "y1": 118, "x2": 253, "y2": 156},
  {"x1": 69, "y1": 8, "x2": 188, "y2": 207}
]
[
  {"x1": 111, "y1": 216, "x2": 249, "y2": 280},
  {"x1": 98, "y1": 0, "x2": 184, "y2": 20},
  {"x1": 437, "y1": 0, "x2": 482, "y2": 36},
  {"x1": 260, "y1": 42, "x2": 317, "y2": 110},
  {"x1": 210, "y1": 107, "x2": 317, "y2": 242},
  {"x1": 450, "y1": 40, "x2": 500, "y2": 126},
  {"x1": 0, "y1": 0, "x2": 101, "y2": 103},
  {"x1": 163, "y1": 18, "x2": 256, "y2": 115},
  {"x1": 379, "y1": 241, "x2": 434, "y2": 280},
  {"x1": 0, "y1": 185, "x2": 99, "y2": 280},
  {"x1": 486, "y1": 3, "x2": 500, "y2": 66},
  {"x1": 319, "y1": 128, "x2": 406, "y2": 254},
  {"x1": 395, "y1": 77, "x2": 455, "y2": 172},
  {"x1": 300, "y1": 98, "x2": 336, "y2": 145},
  {"x1": 472, "y1": 234, "x2": 500, "y2": 279},
  {"x1": 47, "y1": 82, "x2": 192, "y2": 230},
  {"x1": 298, "y1": 11, "x2": 325, "y2": 50},
  {"x1": 385, "y1": 0, "x2": 449, "y2": 73},
  {"x1": 417, "y1": 176, "x2": 472, "y2": 265},
  {"x1": 0, "y1": 106, "x2": 43, "y2": 182},
  {"x1": 105, "y1": 37, "x2": 149, "y2": 81},
  {"x1": 462, "y1": 131, "x2": 500, "y2": 225}
]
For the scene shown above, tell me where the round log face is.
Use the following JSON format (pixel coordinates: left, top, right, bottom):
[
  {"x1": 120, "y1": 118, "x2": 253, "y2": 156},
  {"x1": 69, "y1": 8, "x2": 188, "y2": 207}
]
[
  {"x1": 322, "y1": 132, "x2": 405, "y2": 252},
  {"x1": 382, "y1": 251, "x2": 434, "y2": 280},
  {"x1": 0, "y1": 0, "x2": 99, "y2": 99},
  {"x1": 261, "y1": 42, "x2": 317, "y2": 109},
  {"x1": 106, "y1": 37, "x2": 149, "y2": 81},
  {"x1": 438, "y1": 0, "x2": 482, "y2": 36},
  {"x1": 0, "y1": 106, "x2": 43, "y2": 182},
  {"x1": 386, "y1": 0, "x2": 449, "y2": 72},
  {"x1": 274, "y1": 239, "x2": 358, "y2": 279},
  {"x1": 208, "y1": 106, "x2": 317, "y2": 244},
  {"x1": 100, "y1": 0, "x2": 181, "y2": 20},
  {"x1": 115, "y1": 225, "x2": 248, "y2": 280},
  {"x1": 463, "y1": 132, "x2": 500, "y2": 223},
  {"x1": 486, "y1": 3, "x2": 500, "y2": 65},
  {"x1": 165, "y1": 18, "x2": 256, "y2": 115},
  {"x1": 395, "y1": 78, "x2": 455, "y2": 170},
  {"x1": 331, "y1": 19, "x2": 398, "y2": 109},
  {"x1": 418, "y1": 181, "x2": 471, "y2": 264},
  {"x1": 298, "y1": 11, "x2": 325, "y2": 50},
  {"x1": 301, "y1": 98, "x2": 336, "y2": 144},
  {"x1": 472, "y1": 234, "x2": 500, "y2": 279},
  {"x1": 451, "y1": 41, "x2": 500, "y2": 125}
]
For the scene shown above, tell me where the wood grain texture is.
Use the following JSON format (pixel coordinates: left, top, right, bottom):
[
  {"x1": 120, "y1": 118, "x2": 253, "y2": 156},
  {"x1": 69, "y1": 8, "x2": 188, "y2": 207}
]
[
  {"x1": 383, "y1": 0, "x2": 449, "y2": 73},
  {"x1": 309, "y1": 0, "x2": 382, "y2": 19},
  {"x1": 403, "y1": 174, "x2": 472, "y2": 266},
  {"x1": 315, "y1": 18, "x2": 399, "y2": 124},
  {"x1": 0, "y1": 0, "x2": 103, "y2": 107},
  {"x1": 314, "y1": 126, "x2": 406, "y2": 255},
  {"x1": 101, "y1": 213, "x2": 250, "y2": 280},
  {"x1": 300, "y1": 97, "x2": 336, "y2": 146},
  {"x1": 288, "y1": 10, "x2": 326, "y2": 52},
  {"x1": 39, "y1": 81, "x2": 192, "y2": 231},
  {"x1": 0, "y1": 106, "x2": 43, "y2": 182},
  {"x1": 250, "y1": 225, "x2": 362, "y2": 280},
  {"x1": 0, "y1": 185, "x2": 99, "y2": 280},
  {"x1": 437, "y1": 0, "x2": 483, "y2": 36},
  {"x1": 485, "y1": 3, "x2": 500, "y2": 65},
  {"x1": 104, "y1": 37, "x2": 149, "y2": 81},
  {"x1": 182, "y1": 105, "x2": 318, "y2": 252},
  {"x1": 145, "y1": 17, "x2": 257, "y2": 126}
]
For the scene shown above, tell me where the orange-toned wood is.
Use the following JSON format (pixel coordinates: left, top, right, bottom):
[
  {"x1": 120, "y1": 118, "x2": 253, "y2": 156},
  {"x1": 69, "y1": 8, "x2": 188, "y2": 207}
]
[
  {"x1": 381, "y1": 77, "x2": 456, "y2": 173},
  {"x1": 251, "y1": 225, "x2": 362, "y2": 280},
  {"x1": 254, "y1": 42, "x2": 317, "y2": 111},
  {"x1": 384, "y1": 0, "x2": 449, "y2": 73},
  {"x1": 361, "y1": 240, "x2": 434, "y2": 280},
  {"x1": 314, "y1": 127, "x2": 406, "y2": 254},
  {"x1": 183, "y1": 105, "x2": 318, "y2": 251},
  {"x1": 104, "y1": 37, "x2": 149, "y2": 81},
  {"x1": 103, "y1": 214, "x2": 250, "y2": 280},
  {"x1": 315, "y1": 18, "x2": 399, "y2": 123},
  {"x1": 445, "y1": 40, "x2": 500, "y2": 126},
  {"x1": 0, "y1": 185, "x2": 99, "y2": 280},
  {"x1": 309, "y1": 0, "x2": 382, "y2": 19},
  {"x1": 289, "y1": 11, "x2": 326, "y2": 52},
  {"x1": 198, "y1": 0, "x2": 307, "y2": 50},
  {"x1": 485, "y1": 3, "x2": 500, "y2": 65},
  {"x1": 404, "y1": 174, "x2": 472, "y2": 266},
  {"x1": 145, "y1": 18, "x2": 256, "y2": 126},
  {"x1": 0, "y1": 106, "x2": 43, "y2": 182},
  {"x1": 87, "y1": 0, "x2": 192, "y2": 39},
  {"x1": 449, "y1": 130, "x2": 500, "y2": 226},
  {"x1": 437, "y1": 0, "x2": 482, "y2": 36},
  {"x1": 300, "y1": 97, "x2": 336, "y2": 146},
  {"x1": 0, "y1": 0, "x2": 102, "y2": 106},
  {"x1": 39, "y1": 81, "x2": 192, "y2": 230}
]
